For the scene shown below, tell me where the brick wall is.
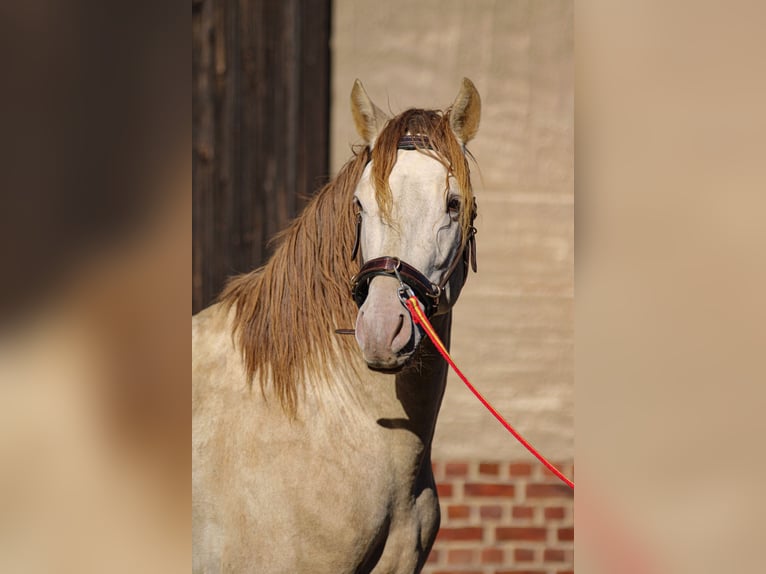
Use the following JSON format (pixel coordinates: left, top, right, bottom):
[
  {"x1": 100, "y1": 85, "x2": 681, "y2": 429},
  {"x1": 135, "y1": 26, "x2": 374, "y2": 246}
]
[{"x1": 423, "y1": 459, "x2": 574, "y2": 574}]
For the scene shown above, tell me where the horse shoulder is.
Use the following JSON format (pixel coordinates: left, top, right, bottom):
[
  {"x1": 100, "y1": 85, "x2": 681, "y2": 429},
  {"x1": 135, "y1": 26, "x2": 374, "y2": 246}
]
[{"x1": 192, "y1": 303, "x2": 253, "y2": 572}]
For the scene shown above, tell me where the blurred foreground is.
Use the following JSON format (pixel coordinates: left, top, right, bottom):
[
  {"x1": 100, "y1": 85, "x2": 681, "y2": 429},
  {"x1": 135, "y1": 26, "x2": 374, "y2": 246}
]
[
  {"x1": 0, "y1": 2, "x2": 189, "y2": 571},
  {"x1": 0, "y1": 161, "x2": 189, "y2": 573}
]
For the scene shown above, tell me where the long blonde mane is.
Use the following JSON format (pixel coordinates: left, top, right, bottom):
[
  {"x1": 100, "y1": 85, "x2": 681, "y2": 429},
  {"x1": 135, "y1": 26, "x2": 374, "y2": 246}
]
[{"x1": 220, "y1": 108, "x2": 474, "y2": 415}]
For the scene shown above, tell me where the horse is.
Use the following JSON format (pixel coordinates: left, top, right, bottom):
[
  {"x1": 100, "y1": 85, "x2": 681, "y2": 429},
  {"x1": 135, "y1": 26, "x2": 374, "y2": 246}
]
[{"x1": 192, "y1": 78, "x2": 481, "y2": 573}]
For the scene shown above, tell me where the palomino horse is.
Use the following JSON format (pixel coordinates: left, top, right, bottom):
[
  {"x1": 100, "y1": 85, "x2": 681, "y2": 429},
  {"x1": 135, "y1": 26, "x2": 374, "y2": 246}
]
[{"x1": 193, "y1": 78, "x2": 481, "y2": 573}]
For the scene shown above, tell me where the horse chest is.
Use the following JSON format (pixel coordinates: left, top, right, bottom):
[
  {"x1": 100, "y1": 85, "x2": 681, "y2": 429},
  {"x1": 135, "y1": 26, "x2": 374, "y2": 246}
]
[
  {"x1": 209, "y1": 413, "x2": 436, "y2": 571},
  {"x1": 331, "y1": 462, "x2": 439, "y2": 574},
  {"x1": 346, "y1": 433, "x2": 441, "y2": 573}
]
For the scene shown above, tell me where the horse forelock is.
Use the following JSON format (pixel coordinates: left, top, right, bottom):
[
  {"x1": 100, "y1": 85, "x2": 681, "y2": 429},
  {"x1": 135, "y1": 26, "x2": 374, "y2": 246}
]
[{"x1": 219, "y1": 107, "x2": 476, "y2": 417}]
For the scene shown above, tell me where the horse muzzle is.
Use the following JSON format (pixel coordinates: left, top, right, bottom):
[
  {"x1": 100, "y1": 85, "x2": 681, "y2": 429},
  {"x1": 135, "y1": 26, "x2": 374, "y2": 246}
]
[{"x1": 353, "y1": 276, "x2": 422, "y2": 371}]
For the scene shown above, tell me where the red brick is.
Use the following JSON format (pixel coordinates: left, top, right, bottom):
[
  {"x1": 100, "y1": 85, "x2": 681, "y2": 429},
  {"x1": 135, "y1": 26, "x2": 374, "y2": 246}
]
[
  {"x1": 432, "y1": 461, "x2": 442, "y2": 479},
  {"x1": 558, "y1": 527, "x2": 574, "y2": 541},
  {"x1": 544, "y1": 549, "x2": 566, "y2": 562},
  {"x1": 447, "y1": 548, "x2": 475, "y2": 564},
  {"x1": 436, "y1": 483, "x2": 453, "y2": 498},
  {"x1": 464, "y1": 483, "x2": 515, "y2": 497},
  {"x1": 509, "y1": 462, "x2": 532, "y2": 476},
  {"x1": 447, "y1": 504, "x2": 470, "y2": 520},
  {"x1": 445, "y1": 462, "x2": 469, "y2": 477},
  {"x1": 495, "y1": 527, "x2": 546, "y2": 541},
  {"x1": 426, "y1": 549, "x2": 440, "y2": 563},
  {"x1": 544, "y1": 506, "x2": 566, "y2": 520},
  {"x1": 479, "y1": 505, "x2": 503, "y2": 519},
  {"x1": 526, "y1": 483, "x2": 573, "y2": 498},
  {"x1": 557, "y1": 570, "x2": 574, "y2": 574},
  {"x1": 436, "y1": 527, "x2": 483, "y2": 541},
  {"x1": 480, "y1": 547, "x2": 503, "y2": 563},
  {"x1": 512, "y1": 505, "x2": 534, "y2": 519},
  {"x1": 478, "y1": 462, "x2": 500, "y2": 475},
  {"x1": 433, "y1": 571, "x2": 482, "y2": 574},
  {"x1": 514, "y1": 548, "x2": 535, "y2": 561},
  {"x1": 496, "y1": 570, "x2": 545, "y2": 574}
]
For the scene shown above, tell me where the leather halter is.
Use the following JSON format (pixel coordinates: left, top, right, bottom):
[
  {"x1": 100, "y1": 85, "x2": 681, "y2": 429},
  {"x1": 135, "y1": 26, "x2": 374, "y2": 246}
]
[
  {"x1": 350, "y1": 225, "x2": 476, "y2": 317},
  {"x1": 396, "y1": 134, "x2": 431, "y2": 150},
  {"x1": 349, "y1": 134, "x2": 478, "y2": 318}
]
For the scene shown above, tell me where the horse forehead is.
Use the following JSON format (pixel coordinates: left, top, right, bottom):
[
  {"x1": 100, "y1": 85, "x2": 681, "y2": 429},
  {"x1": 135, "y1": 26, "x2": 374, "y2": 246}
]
[
  {"x1": 355, "y1": 152, "x2": 450, "y2": 214},
  {"x1": 388, "y1": 153, "x2": 448, "y2": 203},
  {"x1": 390, "y1": 151, "x2": 447, "y2": 184}
]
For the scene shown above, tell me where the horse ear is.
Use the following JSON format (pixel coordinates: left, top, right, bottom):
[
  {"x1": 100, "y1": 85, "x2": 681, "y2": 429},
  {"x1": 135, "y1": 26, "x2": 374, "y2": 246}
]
[
  {"x1": 449, "y1": 78, "x2": 481, "y2": 144},
  {"x1": 351, "y1": 79, "x2": 388, "y2": 146}
]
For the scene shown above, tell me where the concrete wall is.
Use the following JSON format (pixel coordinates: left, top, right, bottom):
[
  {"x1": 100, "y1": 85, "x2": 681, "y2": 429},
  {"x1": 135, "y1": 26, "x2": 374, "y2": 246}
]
[{"x1": 331, "y1": 0, "x2": 573, "y2": 461}]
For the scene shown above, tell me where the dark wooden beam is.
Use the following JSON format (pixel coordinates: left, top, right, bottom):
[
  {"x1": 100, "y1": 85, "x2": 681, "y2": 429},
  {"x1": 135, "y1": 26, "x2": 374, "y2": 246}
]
[{"x1": 192, "y1": 0, "x2": 331, "y2": 313}]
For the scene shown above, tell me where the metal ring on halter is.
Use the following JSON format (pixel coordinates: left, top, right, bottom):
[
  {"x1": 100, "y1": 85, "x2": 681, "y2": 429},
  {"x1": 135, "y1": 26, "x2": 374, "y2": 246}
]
[
  {"x1": 397, "y1": 283, "x2": 417, "y2": 305},
  {"x1": 391, "y1": 259, "x2": 404, "y2": 284},
  {"x1": 427, "y1": 283, "x2": 441, "y2": 301}
]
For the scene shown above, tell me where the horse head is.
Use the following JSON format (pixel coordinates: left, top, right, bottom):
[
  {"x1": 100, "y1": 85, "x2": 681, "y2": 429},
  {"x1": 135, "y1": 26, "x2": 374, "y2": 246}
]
[{"x1": 349, "y1": 78, "x2": 481, "y2": 372}]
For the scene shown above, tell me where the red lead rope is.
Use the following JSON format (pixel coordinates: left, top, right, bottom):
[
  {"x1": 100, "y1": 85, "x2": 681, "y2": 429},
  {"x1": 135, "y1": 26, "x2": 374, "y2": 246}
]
[{"x1": 404, "y1": 296, "x2": 575, "y2": 490}]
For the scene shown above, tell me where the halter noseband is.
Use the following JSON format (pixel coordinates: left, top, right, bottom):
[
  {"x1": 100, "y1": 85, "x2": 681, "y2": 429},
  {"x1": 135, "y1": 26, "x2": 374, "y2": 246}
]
[{"x1": 349, "y1": 134, "x2": 478, "y2": 318}]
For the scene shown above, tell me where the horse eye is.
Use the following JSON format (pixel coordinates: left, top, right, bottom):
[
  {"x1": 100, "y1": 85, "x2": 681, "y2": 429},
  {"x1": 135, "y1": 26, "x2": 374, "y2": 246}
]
[
  {"x1": 353, "y1": 197, "x2": 363, "y2": 213},
  {"x1": 447, "y1": 197, "x2": 461, "y2": 214}
]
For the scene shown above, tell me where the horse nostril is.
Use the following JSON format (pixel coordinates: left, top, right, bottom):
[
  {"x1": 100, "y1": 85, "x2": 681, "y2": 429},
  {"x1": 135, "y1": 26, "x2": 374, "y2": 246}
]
[
  {"x1": 391, "y1": 313, "x2": 417, "y2": 356},
  {"x1": 390, "y1": 314, "x2": 404, "y2": 347}
]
